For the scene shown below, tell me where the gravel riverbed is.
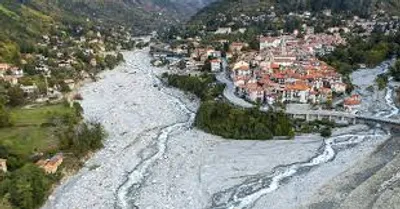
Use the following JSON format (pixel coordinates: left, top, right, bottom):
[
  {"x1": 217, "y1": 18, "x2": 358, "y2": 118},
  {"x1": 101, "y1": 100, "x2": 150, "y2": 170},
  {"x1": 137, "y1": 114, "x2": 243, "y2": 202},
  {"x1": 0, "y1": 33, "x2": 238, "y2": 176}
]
[{"x1": 42, "y1": 50, "x2": 397, "y2": 209}]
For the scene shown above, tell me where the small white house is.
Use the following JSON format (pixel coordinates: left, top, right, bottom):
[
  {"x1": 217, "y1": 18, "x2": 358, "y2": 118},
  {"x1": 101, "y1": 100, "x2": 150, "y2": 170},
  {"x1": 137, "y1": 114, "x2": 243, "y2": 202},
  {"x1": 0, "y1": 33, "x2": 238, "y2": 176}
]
[
  {"x1": 214, "y1": 27, "x2": 232, "y2": 34},
  {"x1": 210, "y1": 59, "x2": 222, "y2": 72}
]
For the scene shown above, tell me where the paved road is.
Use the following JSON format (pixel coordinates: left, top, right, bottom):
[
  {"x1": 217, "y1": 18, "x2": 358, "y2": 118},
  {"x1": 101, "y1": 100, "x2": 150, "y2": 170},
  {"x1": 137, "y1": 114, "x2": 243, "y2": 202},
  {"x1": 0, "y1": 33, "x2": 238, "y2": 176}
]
[{"x1": 215, "y1": 72, "x2": 254, "y2": 108}]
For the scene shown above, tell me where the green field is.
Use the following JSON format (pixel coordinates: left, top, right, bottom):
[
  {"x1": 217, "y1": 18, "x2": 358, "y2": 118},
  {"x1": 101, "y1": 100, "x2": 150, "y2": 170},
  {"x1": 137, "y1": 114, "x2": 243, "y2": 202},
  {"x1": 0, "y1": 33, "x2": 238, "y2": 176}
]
[{"x1": 0, "y1": 104, "x2": 74, "y2": 156}]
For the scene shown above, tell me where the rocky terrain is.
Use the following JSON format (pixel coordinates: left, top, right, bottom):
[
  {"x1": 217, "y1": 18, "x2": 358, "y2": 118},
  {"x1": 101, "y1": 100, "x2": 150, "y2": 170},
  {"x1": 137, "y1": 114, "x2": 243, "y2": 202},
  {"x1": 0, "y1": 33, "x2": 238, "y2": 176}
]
[
  {"x1": 299, "y1": 58, "x2": 400, "y2": 209},
  {"x1": 351, "y1": 59, "x2": 400, "y2": 119},
  {"x1": 43, "y1": 49, "x2": 399, "y2": 209}
]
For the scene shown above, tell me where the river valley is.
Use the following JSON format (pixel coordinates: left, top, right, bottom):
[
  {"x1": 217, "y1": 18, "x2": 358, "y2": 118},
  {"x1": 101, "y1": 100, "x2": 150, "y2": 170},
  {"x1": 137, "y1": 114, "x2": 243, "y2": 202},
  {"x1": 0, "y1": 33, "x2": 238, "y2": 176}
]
[{"x1": 42, "y1": 49, "x2": 400, "y2": 209}]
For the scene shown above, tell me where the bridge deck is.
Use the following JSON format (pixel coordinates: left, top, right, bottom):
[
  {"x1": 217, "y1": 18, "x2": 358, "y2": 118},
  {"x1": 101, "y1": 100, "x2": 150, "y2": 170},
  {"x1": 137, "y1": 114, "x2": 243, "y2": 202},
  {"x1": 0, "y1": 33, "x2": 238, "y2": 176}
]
[{"x1": 286, "y1": 110, "x2": 400, "y2": 125}]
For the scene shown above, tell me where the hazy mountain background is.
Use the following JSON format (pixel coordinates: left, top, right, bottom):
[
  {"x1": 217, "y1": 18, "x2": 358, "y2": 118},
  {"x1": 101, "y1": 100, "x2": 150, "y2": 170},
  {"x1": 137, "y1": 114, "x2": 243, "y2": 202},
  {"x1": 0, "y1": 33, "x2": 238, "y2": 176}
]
[{"x1": 0, "y1": 0, "x2": 216, "y2": 63}]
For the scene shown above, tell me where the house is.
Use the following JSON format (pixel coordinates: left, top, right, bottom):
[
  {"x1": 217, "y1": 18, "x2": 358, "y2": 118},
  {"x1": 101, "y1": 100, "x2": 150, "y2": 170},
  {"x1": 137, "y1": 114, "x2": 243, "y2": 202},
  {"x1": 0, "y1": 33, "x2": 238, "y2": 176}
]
[
  {"x1": 237, "y1": 28, "x2": 247, "y2": 33},
  {"x1": 90, "y1": 58, "x2": 97, "y2": 67},
  {"x1": 58, "y1": 60, "x2": 72, "y2": 68},
  {"x1": 215, "y1": 27, "x2": 232, "y2": 34},
  {"x1": 331, "y1": 82, "x2": 346, "y2": 93},
  {"x1": 260, "y1": 36, "x2": 281, "y2": 50},
  {"x1": 35, "y1": 64, "x2": 50, "y2": 72},
  {"x1": 1, "y1": 75, "x2": 19, "y2": 85},
  {"x1": 0, "y1": 64, "x2": 22, "y2": 77},
  {"x1": 7, "y1": 67, "x2": 23, "y2": 77},
  {"x1": 0, "y1": 159, "x2": 7, "y2": 173},
  {"x1": 233, "y1": 75, "x2": 248, "y2": 87},
  {"x1": 0, "y1": 63, "x2": 10, "y2": 73},
  {"x1": 20, "y1": 84, "x2": 38, "y2": 94},
  {"x1": 36, "y1": 153, "x2": 63, "y2": 174},
  {"x1": 233, "y1": 61, "x2": 250, "y2": 71},
  {"x1": 283, "y1": 82, "x2": 310, "y2": 103},
  {"x1": 344, "y1": 95, "x2": 361, "y2": 113},
  {"x1": 207, "y1": 49, "x2": 221, "y2": 58},
  {"x1": 230, "y1": 42, "x2": 247, "y2": 52},
  {"x1": 246, "y1": 85, "x2": 264, "y2": 102},
  {"x1": 210, "y1": 59, "x2": 222, "y2": 72},
  {"x1": 232, "y1": 61, "x2": 251, "y2": 77}
]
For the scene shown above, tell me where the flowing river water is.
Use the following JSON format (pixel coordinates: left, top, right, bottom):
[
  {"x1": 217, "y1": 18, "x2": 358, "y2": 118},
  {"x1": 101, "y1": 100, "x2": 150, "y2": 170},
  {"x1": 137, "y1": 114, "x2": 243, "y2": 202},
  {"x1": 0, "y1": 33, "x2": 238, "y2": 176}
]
[
  {"x1": 43, "y1": 50, "x2": 399, "y2": 209},
  {"x1": 115, "y1": 57, "x2": 197, "y2": 209}
]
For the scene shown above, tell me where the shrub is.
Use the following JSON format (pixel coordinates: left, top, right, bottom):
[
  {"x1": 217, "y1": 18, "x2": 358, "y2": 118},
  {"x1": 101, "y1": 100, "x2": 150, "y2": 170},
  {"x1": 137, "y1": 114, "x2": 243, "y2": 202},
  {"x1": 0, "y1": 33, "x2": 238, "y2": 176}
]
[{"x1": 320, "y1": 127, "x2": 332, "y2": 138}]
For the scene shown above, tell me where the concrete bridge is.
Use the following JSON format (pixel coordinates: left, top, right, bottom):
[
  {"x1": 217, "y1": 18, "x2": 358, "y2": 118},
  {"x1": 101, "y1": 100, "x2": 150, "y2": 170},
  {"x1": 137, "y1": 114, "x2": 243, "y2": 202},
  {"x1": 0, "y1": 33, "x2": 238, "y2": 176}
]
[{"x1": 286, "y1": 109, "x2": 400, "y2": 127}]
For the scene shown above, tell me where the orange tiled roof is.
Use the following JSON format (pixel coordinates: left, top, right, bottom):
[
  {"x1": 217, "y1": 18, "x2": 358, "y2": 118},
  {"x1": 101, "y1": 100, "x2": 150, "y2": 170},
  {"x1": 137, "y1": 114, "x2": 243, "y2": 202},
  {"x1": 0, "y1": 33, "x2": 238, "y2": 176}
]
[
  {"x1": 344, "y1": 95, "x2": 361, "y2": 105},
  {"x1": 285, "y1": 82, "x2": 310, "y2": 91},
  {"x1": 271, "y1": 63, "x2": 280, "y2": 69}
]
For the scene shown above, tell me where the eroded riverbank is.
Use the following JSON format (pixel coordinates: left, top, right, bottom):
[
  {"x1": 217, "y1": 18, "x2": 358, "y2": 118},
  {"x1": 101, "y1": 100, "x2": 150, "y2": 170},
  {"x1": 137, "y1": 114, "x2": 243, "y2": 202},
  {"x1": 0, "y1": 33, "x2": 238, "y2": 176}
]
[{"x1": 43, "y1": 50, "x2": 397, "y2": 209}]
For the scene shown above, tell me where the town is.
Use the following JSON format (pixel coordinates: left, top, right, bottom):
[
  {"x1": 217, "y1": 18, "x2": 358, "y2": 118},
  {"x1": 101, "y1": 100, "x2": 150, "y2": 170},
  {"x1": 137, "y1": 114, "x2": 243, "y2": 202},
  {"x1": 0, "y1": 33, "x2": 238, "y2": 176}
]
[{"x1": 151, "y1": 25, "x2": 365, "y2": 112}]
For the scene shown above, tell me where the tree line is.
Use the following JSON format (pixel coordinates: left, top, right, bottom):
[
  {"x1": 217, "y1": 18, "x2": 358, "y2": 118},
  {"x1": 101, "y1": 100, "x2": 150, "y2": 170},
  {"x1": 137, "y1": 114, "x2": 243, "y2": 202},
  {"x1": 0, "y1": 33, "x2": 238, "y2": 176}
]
[
  {"x1": 321, "y1": 32, "x2": 400, "y2": 76},
  {"x1": 162, "y1": 73, "x2": 225, "y2": 101},
  {"x1": 163, "y1": 73, "x2": 295, "y2": 140},
  {"x1": 195, "y1": 101, "x2": 294, "y2": 139}
]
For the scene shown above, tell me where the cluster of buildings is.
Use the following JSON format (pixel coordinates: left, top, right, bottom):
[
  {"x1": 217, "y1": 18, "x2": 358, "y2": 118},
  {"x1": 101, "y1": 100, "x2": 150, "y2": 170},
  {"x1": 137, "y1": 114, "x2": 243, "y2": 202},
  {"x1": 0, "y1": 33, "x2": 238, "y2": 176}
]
[
  {"x1": 0, "y1": 24, "x2": 134, "y2": 103},
  {"x1": 150, "y1": 42, "x2": 225, "y2": 74},
  {"x1": 0, "y1": 62, "x2": 61, "y2": 98},
  {"x1": 230, "y1": 34, "x2": 348, "y2": 105},
  {"x1": 0, "y1": 63, "x2": 23, "y2": 85},
  {"x1": 259, "y1": 33, "x2": 346, "y2": 56},
  {"x1": 0, "y1": 63, "x2": 42, "y2": 96}
]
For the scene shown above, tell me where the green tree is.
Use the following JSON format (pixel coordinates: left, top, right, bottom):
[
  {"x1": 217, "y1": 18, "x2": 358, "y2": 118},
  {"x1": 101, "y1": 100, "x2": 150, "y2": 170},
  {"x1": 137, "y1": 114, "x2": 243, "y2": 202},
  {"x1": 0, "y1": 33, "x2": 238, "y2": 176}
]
[
  {"x1": 117, "y1": 53, "x2": 124, "y2": 62},
  {"x1": 320, "y1": 127, "x2": 332, "y2": 137},
  {"x1": 0, "y1": 145, "x2": 8, "y2": 159},
  {"x1": 0, "y1": 104, "x2": 12, "y2": 128},
  {"x1": 390, "y1": 60, "x2": 400, "y2": 81},
  {"x1": 376, "y1": 74, "x2": 388, "y2": 90},
  {"x1": 194, "y1": 101, "x2": 293, "y2": 140},
  {"x1": 201, "y1": 60, "x2": 211, "y2": 72},
  {"x1": 59, "y1": 122, "x2": 105, "y2": 157},
  {"x1": 7, "y1": 86, "x2": 25, "y2": 107},
  {"x1": 104, "y1": 55, "x2": 118, "y2": 69},
  {"x1": 6, "y1": 164, "x2": 51, "y2": 209}
]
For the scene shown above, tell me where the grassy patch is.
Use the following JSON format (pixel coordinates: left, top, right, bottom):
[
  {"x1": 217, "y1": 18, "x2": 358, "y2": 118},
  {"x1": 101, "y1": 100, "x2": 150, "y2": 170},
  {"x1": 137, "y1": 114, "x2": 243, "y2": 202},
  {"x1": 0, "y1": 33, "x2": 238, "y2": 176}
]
[
  {"x1": 10, "y1": 104, "x2": 72, "y2": 126},
  {"x1": 0, "y1": 126, "x2": 58, "y2": 156},
  {"x1": 0, "y1": 104, "x2": 73, "y2": 156}
]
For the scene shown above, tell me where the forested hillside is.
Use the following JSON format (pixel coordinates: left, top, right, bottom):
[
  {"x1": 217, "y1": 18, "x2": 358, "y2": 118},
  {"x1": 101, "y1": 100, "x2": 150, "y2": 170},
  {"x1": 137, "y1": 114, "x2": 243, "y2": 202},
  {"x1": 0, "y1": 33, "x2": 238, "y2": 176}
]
[{"x1": 0, "y1": 0, "x2": 215, "y2": 63}]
